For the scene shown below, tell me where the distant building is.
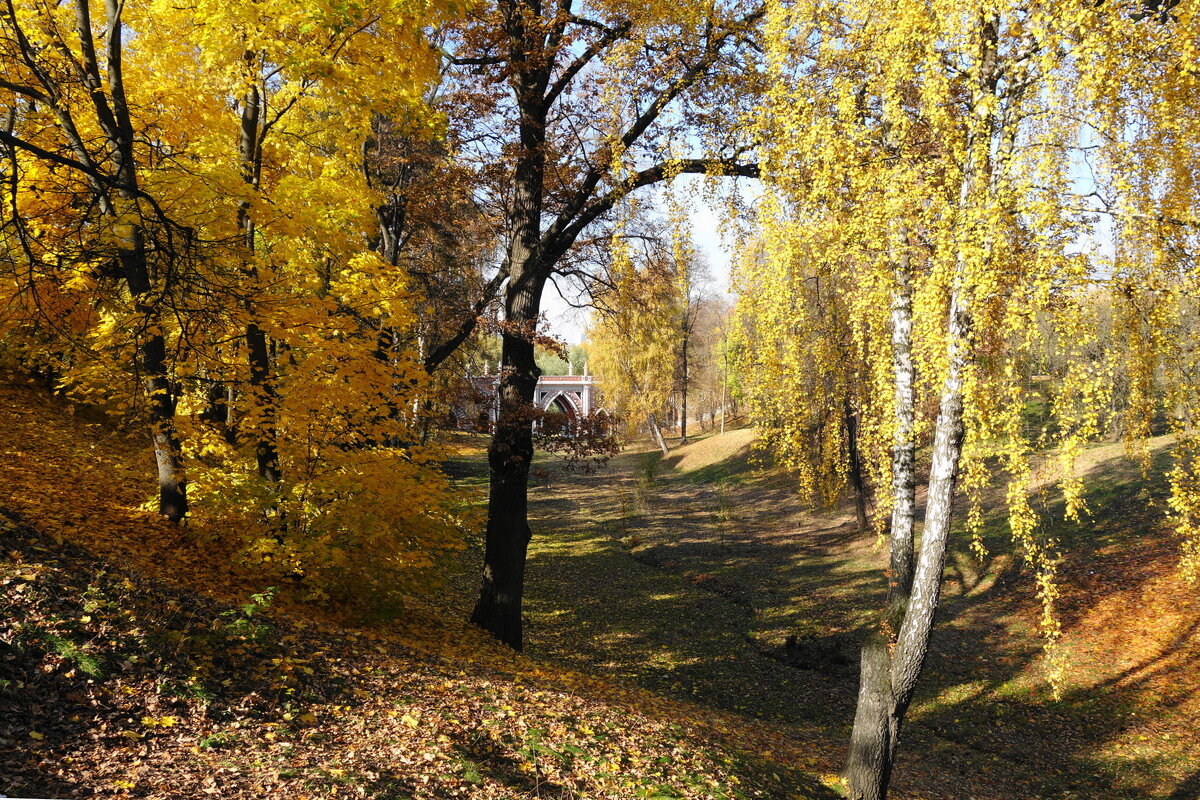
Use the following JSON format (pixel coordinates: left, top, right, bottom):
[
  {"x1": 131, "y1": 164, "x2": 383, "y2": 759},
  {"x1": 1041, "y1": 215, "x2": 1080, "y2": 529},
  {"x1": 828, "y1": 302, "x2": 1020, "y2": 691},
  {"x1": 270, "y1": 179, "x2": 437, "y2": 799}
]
[{"x1": 454, "y1": 364, "x2": 600, "y2": 432}]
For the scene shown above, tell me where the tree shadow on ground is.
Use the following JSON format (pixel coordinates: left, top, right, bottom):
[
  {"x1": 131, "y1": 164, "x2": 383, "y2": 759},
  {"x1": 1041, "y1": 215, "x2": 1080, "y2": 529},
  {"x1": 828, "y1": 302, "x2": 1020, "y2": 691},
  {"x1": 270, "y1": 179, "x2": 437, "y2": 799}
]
[{"x1": 513, "y1": 435, "x2": 1200, "y2": 800}]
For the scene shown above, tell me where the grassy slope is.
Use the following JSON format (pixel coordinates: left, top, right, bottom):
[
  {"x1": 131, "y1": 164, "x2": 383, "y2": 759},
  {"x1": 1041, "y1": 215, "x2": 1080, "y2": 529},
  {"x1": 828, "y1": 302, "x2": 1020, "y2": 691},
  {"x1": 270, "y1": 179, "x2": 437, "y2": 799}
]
[
  {"x1": 496, "y1": 425, "x2": 1200, "y2": 800},
  {"x1": 0, "y1": 379, "x2": 834, "y2": 800}
]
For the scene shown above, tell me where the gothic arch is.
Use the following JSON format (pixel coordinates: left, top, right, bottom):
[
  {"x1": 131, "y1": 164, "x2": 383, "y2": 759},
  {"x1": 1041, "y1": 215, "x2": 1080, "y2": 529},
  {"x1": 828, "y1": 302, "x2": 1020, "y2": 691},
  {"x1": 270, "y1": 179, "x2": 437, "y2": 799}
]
[{"x1": 539, "y1": 390, "x2": 582, "y2": 417}]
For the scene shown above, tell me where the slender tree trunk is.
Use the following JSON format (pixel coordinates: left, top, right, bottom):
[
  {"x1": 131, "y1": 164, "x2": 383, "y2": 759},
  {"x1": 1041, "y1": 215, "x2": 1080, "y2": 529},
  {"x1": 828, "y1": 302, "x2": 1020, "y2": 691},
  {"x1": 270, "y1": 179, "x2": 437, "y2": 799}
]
[
  {"x1": 648, "y1": 412, "x2": 670, "y2": 456},
  {"x1": 238, "y1": 79, "x2": 280, "y2": 482},
  {"x1": 844, "y1": 246, "x2": 917, "y2": 799},
  {"x1": 845, "y1": 287, "x2": 968, "y2": 800},
  {"x1": 844, "y1": 16, "x2": 998, "y2": 794},
  {"x1": 93, "y1": 0, "x2": 188, "y2": 521},
  {"x1": 679, "y1": 334, "x2": 689, "y2": 444},
  {"x1": 134, "y1": 264, "x2": 188, "y2": 523},
  {"x1": 246, "y1": 320, "x2": 281, "y2": 481},
  {"x1": 720, "y1": 373, "x2": 727, "y2": 434},
  {"x1": 844, "y1": 398, "x2": 870, "y2": 534}
]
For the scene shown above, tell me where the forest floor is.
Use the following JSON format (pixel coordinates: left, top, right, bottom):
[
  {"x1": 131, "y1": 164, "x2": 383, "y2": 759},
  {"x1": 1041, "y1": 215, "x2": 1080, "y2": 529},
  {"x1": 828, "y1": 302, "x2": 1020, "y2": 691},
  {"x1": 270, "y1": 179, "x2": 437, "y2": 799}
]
[
  {"x1": 442, "y1": 423, "x2": 1200, "y2": 800},
  {"x1": 0, "y1": 376, "x2": 834, "y2": 800},
  {"x1": 4, "y1": 371, "x2": 1200, "y2": 800}
]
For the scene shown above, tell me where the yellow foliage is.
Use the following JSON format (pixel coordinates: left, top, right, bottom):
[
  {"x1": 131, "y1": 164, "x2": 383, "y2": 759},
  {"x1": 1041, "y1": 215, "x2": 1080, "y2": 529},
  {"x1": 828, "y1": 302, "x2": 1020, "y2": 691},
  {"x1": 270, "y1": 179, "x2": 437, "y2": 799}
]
[
  {"x1": 744, "y1": 0, "x2": 1200, "y2": 690},
  {"x1": 0, "y1": 0, "x2": 464, "y2": 606}
]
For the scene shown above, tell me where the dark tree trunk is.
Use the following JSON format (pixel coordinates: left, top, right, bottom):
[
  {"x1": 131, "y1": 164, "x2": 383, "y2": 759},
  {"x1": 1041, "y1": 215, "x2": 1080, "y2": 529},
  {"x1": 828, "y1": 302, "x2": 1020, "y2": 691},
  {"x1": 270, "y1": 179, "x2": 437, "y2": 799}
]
[
  {"x1": 844, "y1": 399, "x2": 869, "y2": 534},
  {"x1": 681, "y1": 331, "x2": 691, "y2": 443},
  {"x1": 137, "y1": 290, "x2": 188, "y2": 523},
  {"x1": 469, "y1": 22, "x2": 550, "y2": 646},
  {"x1": 463, "y1": 0, "x2": 761, "y2": 650},
  {"x1": 470, "y1": 270, "x2": 547, "y2": 649},
  {"x1": 92, "y1": 0, "x2": 188, "y2": 521},
  {"x1": 246, "y1": 320, "x2": 281, "y2": 481},
  {"x1": 238, "y1": 79, "x2": 280, "y2": 483}
]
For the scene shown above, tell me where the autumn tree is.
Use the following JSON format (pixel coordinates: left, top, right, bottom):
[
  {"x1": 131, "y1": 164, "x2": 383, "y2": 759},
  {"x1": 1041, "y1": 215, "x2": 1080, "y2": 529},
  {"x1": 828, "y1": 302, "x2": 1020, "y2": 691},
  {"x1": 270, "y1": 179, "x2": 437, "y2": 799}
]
[
  {"x1": 746, "y1": 0, "x2": 1196, "y2": 796},
  {"x1": 1078, "y1": 1, "x2": 1200, "y2": 581},
  {"x1": 682, "y1": 295, "x2": 732, "y2": 434},
  {"x1": 365, "y1": 110, "x2": 507, "y2": 381},
  {"x1": 441, "y1": 0, "x2": 763, "y2": 649},
  {"x1": 1, "y1": 0, "x2": 194, "y2": 520},
  {"x1": 1, "y1": 0, "x2": 467, "y2": 601},
  {"x1": 669, "y1": 224, "x2": 711, "y2": 445},
  {"x1": 732, "y1": 236, "x2": 877, "y2": 531},
  {"x1": 588, "y1": 226, "x2": 684, "y2": 455}
]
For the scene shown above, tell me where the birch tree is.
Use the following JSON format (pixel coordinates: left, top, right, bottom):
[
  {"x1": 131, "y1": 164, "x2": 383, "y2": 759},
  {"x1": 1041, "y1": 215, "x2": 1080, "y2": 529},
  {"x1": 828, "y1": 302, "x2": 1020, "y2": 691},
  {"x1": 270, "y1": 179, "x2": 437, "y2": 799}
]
[
  {"x1": 750, "y1": 1, "x2": 1154, "y2": 796},
  {"x1": 588, "y1": 232, "x2": 683, "y2": 456}
]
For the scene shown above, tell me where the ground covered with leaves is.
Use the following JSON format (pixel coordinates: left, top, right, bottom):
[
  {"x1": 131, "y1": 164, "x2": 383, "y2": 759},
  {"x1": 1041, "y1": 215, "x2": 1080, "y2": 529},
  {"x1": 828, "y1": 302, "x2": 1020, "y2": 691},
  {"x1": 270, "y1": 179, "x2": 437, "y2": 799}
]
[
  {"x1": 487, "y1": 428, "x2": 1200, "y2": 800},
  {"x1": 1, "y1": 379, "x2": 832, "y2": 799},
  {"x1": 5, "y1": 378, "x2": 1200, "y2": 800}
]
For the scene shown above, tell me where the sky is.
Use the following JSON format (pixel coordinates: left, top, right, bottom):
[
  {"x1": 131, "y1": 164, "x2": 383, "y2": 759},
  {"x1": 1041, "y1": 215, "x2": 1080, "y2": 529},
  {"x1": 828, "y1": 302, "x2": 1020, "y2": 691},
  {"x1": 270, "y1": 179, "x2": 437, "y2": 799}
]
[{"x1": 540, "y1": 176, "x2": 745, "y2": 345}]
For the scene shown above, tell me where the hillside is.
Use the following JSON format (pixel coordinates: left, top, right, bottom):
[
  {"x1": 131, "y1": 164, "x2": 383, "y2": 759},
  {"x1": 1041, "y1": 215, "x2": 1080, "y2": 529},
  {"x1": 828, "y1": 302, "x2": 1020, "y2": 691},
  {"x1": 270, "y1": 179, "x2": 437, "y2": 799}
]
[
  {"x1": 5, "y1": 377, "x2": 1200, "y2": 799},
  {"x1": 501, "y1": 424, "x2": 1200, "y2": 800},
  {"x1": 0, "y1": 378, "x2": 829, "y2": 800}
]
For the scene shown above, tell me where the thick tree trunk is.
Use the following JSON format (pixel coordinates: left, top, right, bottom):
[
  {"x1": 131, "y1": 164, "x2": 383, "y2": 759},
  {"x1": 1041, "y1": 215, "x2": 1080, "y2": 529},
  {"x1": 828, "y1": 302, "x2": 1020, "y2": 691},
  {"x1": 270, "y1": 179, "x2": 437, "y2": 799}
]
[
  {"x1": 470, "y1": 271, "x2": 546, "y2": 650},
  {"x1": 845, "y1": 633, "x2": 901, "y2": 800},
  {"x1": 470, "y1": 29, "x2": 550, "y2": 647},
  {"x1": 465, "y1": 0, "x2": 760, "y2": 649}
]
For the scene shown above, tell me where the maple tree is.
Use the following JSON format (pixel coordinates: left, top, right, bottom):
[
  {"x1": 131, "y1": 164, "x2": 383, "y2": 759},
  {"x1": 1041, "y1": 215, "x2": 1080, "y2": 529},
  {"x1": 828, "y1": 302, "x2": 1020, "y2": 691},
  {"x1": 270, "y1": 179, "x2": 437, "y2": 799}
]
[
  {"x1": 3, "y1": 1, "x2": 1199, "y2": 797},
  {"x1": 0, "y1": 0, "x2": 466, "y2": 599},
  {"x1": 1, "y1": 0, "x2": 194, "y2": 520}
]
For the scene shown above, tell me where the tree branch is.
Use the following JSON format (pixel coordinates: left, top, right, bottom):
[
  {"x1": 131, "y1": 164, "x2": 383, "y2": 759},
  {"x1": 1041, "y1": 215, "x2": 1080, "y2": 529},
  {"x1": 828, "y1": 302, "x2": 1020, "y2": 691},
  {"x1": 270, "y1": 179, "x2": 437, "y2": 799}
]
[
  {"x1": 0, "y1": 77, "x2": 49, "y2": 103},
  {"x1": 424, "y1": 266, "x2": 510, "y2": 373},
  {"x1": 0, "y1": 130, "x2": 194, "y2": 236},
  {"x1": 542, "y1": 6, "x2": 763, "y2": 252},
  {"x1": 546, "y1": 157, "x2": 758, "y2": 262},
  {"x1": 544, "y1": 18, "x2": 632, "y2": 109}
]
